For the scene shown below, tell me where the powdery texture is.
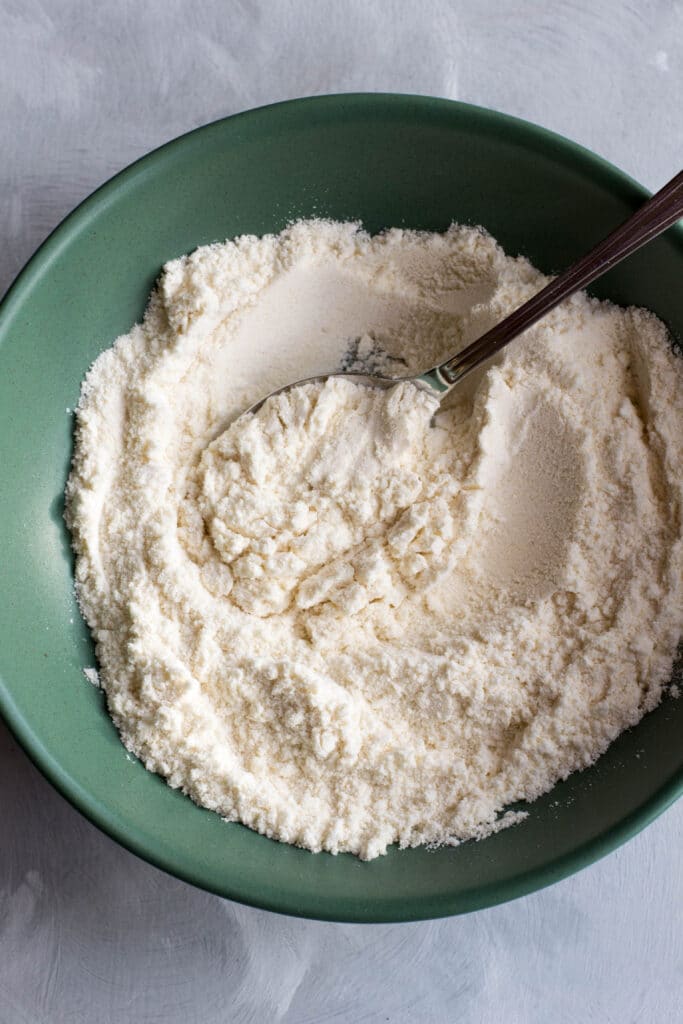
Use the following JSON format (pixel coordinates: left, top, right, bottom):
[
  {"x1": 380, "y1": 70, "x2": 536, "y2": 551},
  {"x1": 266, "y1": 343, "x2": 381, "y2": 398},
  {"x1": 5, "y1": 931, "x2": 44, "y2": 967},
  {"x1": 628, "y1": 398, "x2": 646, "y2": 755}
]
[{"x1": 65, "y1": 221, "x2": 683, "y2": 859}]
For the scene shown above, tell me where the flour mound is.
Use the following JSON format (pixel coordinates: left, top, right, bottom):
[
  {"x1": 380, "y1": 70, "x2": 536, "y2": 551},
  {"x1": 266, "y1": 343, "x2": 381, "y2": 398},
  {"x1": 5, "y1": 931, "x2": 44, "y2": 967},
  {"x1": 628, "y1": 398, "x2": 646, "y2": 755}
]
[
  {"x1": 66, "y1": 220, "x2": 683, "y2": 859},
  {"x1": 191, "y1": 379, "x2": 442, "y2": 618}
]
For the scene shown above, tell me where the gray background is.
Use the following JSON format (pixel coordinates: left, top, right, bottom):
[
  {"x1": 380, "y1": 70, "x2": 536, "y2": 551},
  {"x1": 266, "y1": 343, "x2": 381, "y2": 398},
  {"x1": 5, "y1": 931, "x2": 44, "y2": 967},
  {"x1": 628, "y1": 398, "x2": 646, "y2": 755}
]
[{"x1": 1, "y1": 2, "x2": 681, "y2": 1021}]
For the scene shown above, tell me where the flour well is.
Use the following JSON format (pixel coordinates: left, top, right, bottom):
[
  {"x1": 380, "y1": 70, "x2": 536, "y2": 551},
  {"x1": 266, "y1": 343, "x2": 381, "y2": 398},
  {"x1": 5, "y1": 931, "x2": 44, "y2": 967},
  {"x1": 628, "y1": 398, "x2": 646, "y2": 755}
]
[{"x1": 65, "y1": 221, "x2": 683, "y2": 859}]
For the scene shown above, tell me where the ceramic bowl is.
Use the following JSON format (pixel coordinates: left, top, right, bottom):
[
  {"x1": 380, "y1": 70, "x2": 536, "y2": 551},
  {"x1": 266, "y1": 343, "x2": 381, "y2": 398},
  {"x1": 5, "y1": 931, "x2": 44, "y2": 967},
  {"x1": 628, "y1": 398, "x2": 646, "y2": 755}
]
[{"x1": 0, "y1": 95, "x2": 681, "y2": 921}]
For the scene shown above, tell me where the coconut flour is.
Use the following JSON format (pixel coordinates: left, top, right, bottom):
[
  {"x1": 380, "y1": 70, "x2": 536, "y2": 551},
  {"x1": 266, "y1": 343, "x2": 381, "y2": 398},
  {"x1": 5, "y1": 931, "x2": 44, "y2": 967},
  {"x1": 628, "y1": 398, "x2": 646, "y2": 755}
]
[{"x1": 65, "y1": 221, "x2": 683, "y2": 859}]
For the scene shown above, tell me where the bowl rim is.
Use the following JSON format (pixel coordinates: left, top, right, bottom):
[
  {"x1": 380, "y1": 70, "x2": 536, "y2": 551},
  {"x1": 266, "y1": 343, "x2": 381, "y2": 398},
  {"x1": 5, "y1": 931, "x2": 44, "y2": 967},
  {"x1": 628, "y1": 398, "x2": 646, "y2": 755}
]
[{"x1": 1, "y1": 92, "x2": 681, "y2": 922}]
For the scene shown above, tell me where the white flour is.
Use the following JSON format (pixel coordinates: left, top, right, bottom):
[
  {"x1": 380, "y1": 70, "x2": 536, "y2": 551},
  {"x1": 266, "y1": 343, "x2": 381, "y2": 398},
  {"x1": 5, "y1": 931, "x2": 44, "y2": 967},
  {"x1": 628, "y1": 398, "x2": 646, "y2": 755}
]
[{"x1": 65, "y1": 221, "x2": 683, "y2": 859}]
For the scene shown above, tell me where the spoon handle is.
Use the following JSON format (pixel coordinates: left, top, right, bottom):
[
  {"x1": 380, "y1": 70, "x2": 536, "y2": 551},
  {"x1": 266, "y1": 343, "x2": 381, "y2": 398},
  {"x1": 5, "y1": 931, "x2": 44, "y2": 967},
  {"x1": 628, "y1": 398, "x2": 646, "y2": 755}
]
[{"x1": 438, "y1": 169, "x2": 683, "y2": 387}]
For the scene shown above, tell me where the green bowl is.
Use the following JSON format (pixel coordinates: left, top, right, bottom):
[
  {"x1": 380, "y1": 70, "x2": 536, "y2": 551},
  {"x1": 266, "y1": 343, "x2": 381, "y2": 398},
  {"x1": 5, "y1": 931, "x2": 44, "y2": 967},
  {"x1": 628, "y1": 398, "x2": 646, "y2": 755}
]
[{"x1": 0, "y1": 94, "x2": 681, "y2": 923}]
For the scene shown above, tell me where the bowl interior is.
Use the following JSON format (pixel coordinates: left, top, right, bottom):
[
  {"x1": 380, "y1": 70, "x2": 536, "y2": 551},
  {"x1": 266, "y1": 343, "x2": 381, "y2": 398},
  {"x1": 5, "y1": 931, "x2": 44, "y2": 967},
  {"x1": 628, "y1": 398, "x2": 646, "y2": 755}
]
[{"x1": 0, "y1": 95, "x2": 681, "y2": 922}]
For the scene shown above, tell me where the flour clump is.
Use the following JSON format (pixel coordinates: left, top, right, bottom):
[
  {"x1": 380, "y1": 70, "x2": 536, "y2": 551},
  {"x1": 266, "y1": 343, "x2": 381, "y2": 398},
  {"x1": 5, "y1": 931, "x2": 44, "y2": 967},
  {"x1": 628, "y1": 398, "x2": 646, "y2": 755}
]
[{"x1": 66, "y1": 220, "x2": 683, "y2": 859}]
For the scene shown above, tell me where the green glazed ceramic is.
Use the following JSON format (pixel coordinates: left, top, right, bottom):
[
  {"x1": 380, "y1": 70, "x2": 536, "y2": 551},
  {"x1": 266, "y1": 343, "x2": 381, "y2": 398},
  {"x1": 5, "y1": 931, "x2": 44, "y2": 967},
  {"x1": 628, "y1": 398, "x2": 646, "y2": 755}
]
[{"x1": 0, "y1": 95, "x2": 681, "y2": 923}]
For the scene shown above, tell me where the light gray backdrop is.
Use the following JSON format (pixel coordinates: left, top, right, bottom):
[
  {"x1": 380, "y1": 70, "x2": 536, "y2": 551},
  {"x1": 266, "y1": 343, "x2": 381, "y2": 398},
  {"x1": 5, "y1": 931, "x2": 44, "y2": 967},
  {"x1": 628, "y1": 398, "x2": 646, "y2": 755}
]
[{"x1": 1, "y1": 2, "x2": 681, "y2": 1022}]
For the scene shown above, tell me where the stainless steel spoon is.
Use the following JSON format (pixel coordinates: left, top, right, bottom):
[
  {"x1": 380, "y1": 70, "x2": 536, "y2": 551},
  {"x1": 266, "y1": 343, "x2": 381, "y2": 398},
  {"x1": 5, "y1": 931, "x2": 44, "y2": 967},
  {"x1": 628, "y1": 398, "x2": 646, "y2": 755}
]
[{"x1": 248, "y1": 169, "x2": 683, "y2": 413}]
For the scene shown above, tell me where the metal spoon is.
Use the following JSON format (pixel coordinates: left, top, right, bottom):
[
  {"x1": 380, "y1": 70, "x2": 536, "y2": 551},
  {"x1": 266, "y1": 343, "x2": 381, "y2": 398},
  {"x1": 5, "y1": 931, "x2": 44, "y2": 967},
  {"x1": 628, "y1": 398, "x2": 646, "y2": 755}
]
[{"x1": 248, "y1": 169, "x2": 683, "y2": 413}]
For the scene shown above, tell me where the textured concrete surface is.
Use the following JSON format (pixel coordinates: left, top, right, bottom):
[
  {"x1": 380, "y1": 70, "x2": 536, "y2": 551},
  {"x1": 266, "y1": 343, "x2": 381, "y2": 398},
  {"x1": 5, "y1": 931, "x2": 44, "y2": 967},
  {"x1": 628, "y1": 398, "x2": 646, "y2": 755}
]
[{"x1": 1, "y1": 2, "x2": 681, "y2": 1021}]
